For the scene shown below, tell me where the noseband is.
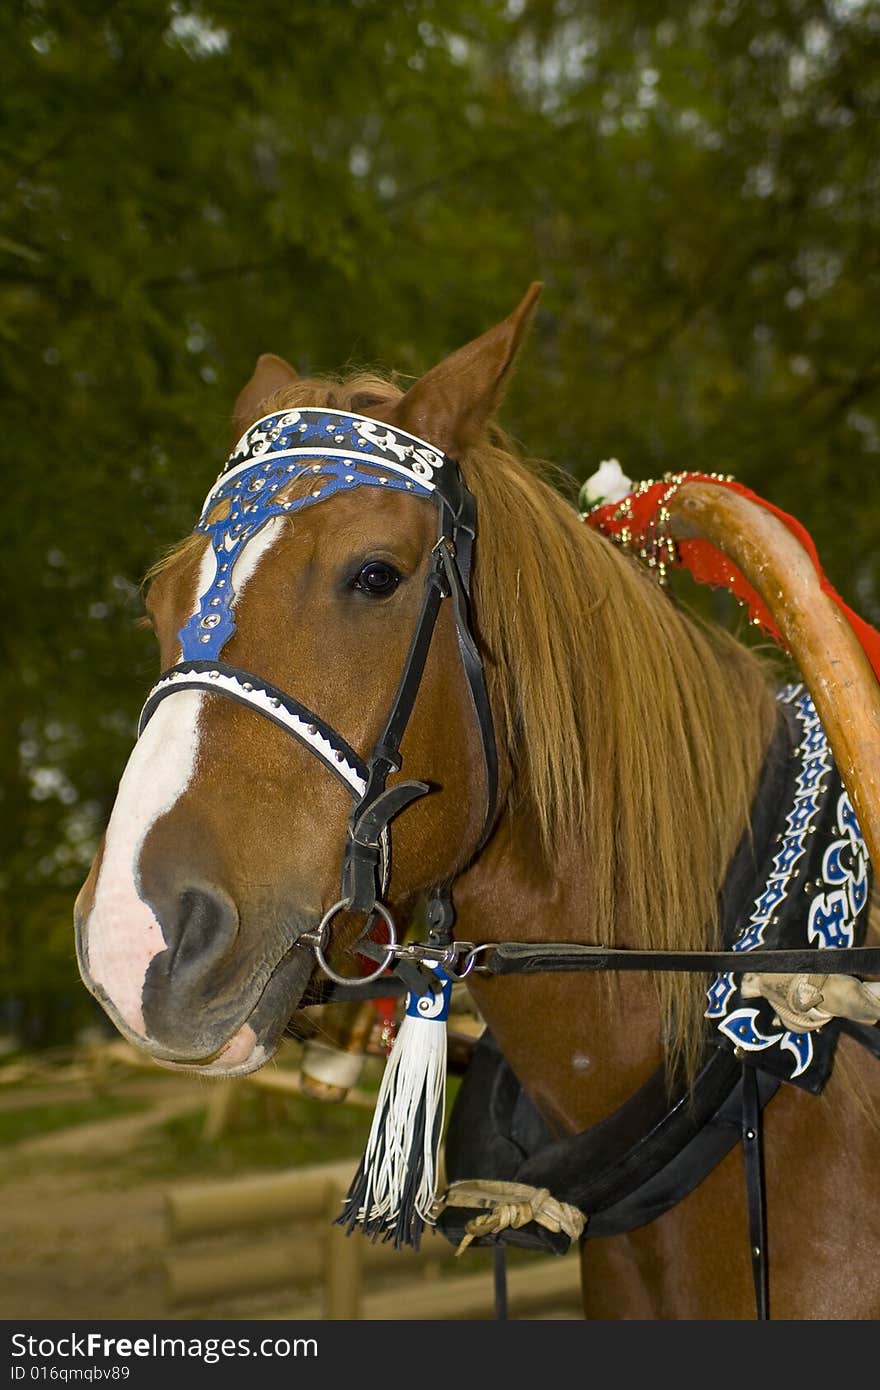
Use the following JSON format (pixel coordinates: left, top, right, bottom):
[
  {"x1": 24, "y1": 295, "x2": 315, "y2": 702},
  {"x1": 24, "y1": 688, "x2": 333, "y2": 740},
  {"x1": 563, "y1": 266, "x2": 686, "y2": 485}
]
[{"x1": 138, "y1": 407, "x2": 498, "y2": 986}]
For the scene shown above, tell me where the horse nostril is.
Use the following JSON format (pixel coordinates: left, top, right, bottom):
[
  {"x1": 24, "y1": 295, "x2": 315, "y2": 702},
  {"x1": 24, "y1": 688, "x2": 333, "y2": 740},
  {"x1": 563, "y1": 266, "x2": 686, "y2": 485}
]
[{"x1": 166, "y1": 885, "x2": 239, "y2": 974}]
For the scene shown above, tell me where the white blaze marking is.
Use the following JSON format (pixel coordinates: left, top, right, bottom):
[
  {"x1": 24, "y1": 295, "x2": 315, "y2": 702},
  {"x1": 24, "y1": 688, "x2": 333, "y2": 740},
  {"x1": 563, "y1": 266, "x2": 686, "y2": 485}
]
[
  {"x1": 85, "y1": 690, "x2": 204, "y2": 1034},
  {"x1": 84, "y1": 528, "x2": 284, "y2": 1040},
  {"x1": 231, "y1": 516, "x2": 284, "y2": 596}
]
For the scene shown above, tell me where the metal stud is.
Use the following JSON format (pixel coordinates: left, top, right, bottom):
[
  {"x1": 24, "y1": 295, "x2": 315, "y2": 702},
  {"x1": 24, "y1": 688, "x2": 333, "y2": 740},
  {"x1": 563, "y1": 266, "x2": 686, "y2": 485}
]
[
  {"x1": 345, "y1": 475, "x2": 355, "y2": 483},
  {"x1": 242, "y1": 682, "x2": 254, "y2": 692},
  {"x1": 312, "y1": 489, "x2": 322, "y2": 498},
  {"x1": 307, "y1": 725, "x2": 317, "y2": 735},
  {"x1": 269, "y1": 697, "x2": 281, "y2": 708},
  {"x1": 311, "y1": 464, "x2": 321, "y2": 473},
  {"x1": 200, "y1": 614, "x2": 221, "y2": 629}
]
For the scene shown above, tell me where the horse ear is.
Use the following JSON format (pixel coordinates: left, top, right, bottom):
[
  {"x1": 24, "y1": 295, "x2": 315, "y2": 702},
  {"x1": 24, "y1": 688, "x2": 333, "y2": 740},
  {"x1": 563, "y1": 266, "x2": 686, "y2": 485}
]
[
  {"x1": 232, "y1": 353, "x2": 299, "y2": 442},
  {"x1": 388, "y1": 282, "x2": 542, "y2": 457}
]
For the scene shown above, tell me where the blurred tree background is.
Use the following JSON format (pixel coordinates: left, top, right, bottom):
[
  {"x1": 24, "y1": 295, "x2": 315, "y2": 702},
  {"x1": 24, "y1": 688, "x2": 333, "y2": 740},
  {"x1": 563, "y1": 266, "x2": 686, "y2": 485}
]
[{"x1": 1, "y1": 0, "x2": 878, "y2": 1043}]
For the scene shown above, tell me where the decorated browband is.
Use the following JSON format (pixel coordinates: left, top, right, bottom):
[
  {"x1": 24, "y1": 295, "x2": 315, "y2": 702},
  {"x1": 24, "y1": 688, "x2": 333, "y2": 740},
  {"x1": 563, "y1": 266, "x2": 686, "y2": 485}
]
[{"x1": 178, "y1": 408, "x2": 458, "y2": 662}]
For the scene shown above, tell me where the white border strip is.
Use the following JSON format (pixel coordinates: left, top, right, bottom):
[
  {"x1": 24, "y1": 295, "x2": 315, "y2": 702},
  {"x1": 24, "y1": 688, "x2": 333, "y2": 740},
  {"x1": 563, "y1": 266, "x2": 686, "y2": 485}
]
[
  {"x1": 141, "y1": 669, "x2": 366, "y2": 798},
  {"x1": 204, "y1": 448, "x2": 437, "y2": 510}
]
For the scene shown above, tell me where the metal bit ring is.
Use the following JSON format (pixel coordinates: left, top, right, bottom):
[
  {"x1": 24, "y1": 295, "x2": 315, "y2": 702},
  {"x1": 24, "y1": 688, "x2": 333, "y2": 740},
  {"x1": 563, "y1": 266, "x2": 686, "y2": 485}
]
[{"x1": 311, "y1": 898, "x2": 397, "y2": 987}]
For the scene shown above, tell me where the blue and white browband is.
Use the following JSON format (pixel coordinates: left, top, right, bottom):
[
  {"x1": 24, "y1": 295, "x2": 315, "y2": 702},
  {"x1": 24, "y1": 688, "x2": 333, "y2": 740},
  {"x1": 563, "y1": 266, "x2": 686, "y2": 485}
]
[{"x1": 178, "y1": 408, "x2": 456, "y2": 663}]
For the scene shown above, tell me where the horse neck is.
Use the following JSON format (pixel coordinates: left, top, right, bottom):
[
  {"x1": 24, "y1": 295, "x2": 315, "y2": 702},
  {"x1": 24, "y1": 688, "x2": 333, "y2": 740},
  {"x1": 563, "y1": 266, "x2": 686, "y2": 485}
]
[
  {"x1": 455, "y1": 579, "x2": 778, "y2": 1135},
  {"x1": 457, "y1": 805, "x2": 668, "y2": 1134}
]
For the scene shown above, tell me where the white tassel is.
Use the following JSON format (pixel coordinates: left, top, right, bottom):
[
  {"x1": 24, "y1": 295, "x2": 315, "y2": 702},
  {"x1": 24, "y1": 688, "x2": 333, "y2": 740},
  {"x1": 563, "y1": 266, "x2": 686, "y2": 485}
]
[{"x1": 338, "y1": 964, "x2": 451, "y2": 1249}]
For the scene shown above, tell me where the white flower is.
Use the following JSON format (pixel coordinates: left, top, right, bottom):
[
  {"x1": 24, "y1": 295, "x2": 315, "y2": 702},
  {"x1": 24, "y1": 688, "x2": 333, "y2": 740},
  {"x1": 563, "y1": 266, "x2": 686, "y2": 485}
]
[{"x1": 578, "y1": 458, "x2": 632, "y2": 513}]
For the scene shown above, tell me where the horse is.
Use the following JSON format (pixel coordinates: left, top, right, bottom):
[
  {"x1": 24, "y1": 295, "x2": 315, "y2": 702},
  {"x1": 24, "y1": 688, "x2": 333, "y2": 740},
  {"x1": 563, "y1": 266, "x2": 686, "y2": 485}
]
[{"x1": 74, "y1": 286, "x2": 880, "y2": 1319}]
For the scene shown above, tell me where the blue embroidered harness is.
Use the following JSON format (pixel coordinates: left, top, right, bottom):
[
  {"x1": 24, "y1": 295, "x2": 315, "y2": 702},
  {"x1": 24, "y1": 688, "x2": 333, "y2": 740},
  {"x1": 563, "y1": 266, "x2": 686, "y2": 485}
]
[{"x1": 178, "y1": 408, "x2": 444, "y2": 663}]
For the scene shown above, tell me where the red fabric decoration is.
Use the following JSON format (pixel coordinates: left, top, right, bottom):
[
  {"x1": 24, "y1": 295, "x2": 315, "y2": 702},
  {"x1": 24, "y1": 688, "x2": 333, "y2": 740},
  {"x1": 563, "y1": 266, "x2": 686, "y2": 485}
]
[{"x1": 585, "y1": 473, "x2": 880, "y2": 685}]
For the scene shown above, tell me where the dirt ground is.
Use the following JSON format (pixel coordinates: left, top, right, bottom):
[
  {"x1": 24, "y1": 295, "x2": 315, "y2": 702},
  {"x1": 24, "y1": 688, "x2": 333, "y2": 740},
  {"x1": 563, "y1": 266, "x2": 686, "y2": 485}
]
[
  {"x1": 0, "y1": 1054, "x2": 359, "y2": 1321},
  {"x1": 0, "y1": 1049, "x2": 582, "y2": 1322},
  {"x1": 1, "y1": 1071, "x2": 217, "y2": 1320}
]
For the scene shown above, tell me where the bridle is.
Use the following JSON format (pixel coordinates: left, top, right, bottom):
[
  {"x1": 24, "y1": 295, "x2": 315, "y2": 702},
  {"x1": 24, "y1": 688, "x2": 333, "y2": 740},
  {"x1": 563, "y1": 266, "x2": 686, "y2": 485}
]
[{"x1": 138, "y1": 406, "x2": 499, "y2": 987}]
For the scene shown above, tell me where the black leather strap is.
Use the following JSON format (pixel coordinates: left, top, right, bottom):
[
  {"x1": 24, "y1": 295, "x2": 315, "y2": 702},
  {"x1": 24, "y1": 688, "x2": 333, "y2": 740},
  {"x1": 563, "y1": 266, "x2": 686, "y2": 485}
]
[
  {"x1": 340, "y1": 530, "x2": 448, "y2": 914},
  {"x1": 341, "y1": 478, "x2": 499, "y2": 917},
  {"x1": 435, "y1": 531, "x2": 499, "y2": 842},
  {"x1": 362, "y1": 566, "x2": 447, "y2": 789},
  {"x1": 485, "y1": 941, "x2": 880, "y2": 976},
  {"x1": 493, "y1": 1246, "x2": 508, "y2": 1321},
  {"x1": 742, "y1": 1063, "x2": 769, "y2": 1320}
]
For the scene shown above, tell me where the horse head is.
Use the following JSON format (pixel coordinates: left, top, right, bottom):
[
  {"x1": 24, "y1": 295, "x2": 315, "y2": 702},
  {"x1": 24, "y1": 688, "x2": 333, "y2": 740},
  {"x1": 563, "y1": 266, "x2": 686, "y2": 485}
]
[{"x1": 73, "y1": 286, "x2": 541, "y2": 1074}]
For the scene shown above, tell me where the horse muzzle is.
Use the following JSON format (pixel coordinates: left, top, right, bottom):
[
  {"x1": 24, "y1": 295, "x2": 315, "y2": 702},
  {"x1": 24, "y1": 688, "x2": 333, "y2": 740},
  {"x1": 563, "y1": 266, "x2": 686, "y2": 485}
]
[{"x1": 75, "y1": 892, "x2": 316, "y2": 1072}]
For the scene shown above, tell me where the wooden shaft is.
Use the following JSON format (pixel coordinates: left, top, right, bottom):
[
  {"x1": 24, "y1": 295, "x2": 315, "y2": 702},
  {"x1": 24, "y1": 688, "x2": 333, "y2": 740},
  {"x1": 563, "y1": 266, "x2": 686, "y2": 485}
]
[{"x1": 668, "y1": 481, "x2": 880, "y2": 870}]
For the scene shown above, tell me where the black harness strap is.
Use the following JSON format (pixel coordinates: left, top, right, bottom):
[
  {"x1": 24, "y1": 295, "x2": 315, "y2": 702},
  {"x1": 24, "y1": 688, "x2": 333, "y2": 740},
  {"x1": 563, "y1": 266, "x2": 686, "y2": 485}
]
[
  {"x1": 493, "y1": 1245, "x2": 508, "y2": 1321},
  {"x1": 342, "y1": 551, "x2": 447, "y2": 913},
  {"x1": 483, "y1": 941, "x2": 880, "y2": 977},
  {"x1": 434, "y1": 496, "x2": 499, "y2": 841},
  {"x1": 342, "y1": 493, "x2": 498, "y2": 919},
  {"x1": 742, "y1": 1062, "x2": 769, "y2": 1320}
]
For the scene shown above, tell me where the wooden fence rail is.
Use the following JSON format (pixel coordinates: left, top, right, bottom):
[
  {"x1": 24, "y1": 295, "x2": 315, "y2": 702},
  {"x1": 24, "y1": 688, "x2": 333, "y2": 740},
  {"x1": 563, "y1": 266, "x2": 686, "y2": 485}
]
[{"x1": 165, "y1": 1157, "x2": 582, "y2": 1320}]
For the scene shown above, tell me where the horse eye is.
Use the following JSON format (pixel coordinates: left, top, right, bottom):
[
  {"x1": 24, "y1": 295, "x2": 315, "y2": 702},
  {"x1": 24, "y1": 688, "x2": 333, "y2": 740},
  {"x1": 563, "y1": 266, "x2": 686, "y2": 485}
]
[{"x1": 354, "y1": 560, "x2": 401, "y2": 597}]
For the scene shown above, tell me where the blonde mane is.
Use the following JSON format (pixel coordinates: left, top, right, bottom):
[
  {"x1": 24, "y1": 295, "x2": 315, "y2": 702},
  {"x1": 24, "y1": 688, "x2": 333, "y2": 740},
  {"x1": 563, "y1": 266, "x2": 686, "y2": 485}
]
[{"x1": 151, "y1": 370, "x2": 779, "y2": 1078}]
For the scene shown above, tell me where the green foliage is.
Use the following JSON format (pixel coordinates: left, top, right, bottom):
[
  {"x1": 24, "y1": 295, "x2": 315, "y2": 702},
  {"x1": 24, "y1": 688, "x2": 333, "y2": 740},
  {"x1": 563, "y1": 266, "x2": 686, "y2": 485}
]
[
  {"x1": 2, "y1": 0, "x2": 878, "y2": 1036},
  {"x1": 124, "y1": 1092, "x2": 376, "y2": 1181},
  {"x1": 0, "y1": 1094, "x2": 145, "y2": 1147}
]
